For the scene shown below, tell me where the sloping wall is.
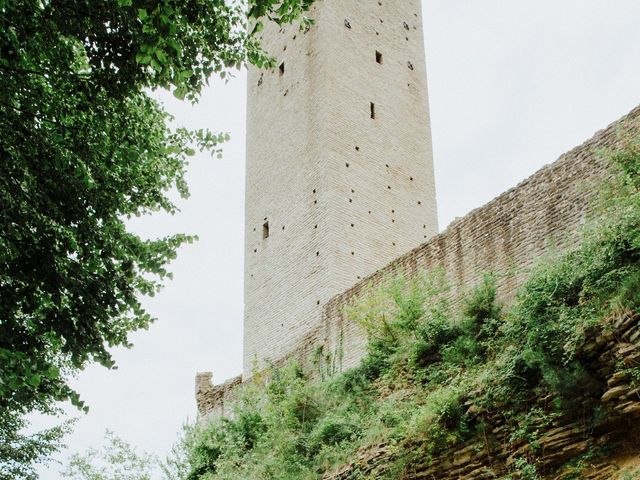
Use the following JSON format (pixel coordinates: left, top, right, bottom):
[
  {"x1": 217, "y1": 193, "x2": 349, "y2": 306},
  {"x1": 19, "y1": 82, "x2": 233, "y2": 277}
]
[{"x1": 196, "y1": 105, "x2": 640, "y2": 418}]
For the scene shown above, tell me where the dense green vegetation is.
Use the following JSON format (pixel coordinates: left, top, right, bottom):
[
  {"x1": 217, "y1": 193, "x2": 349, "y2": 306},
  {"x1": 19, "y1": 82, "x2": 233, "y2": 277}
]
[
  {"x1": 0, "y1": 1, "x2": 314, "y2": 477},
  {"x1": 180, "y1": 140, "x2": 640, "y2": 479}
]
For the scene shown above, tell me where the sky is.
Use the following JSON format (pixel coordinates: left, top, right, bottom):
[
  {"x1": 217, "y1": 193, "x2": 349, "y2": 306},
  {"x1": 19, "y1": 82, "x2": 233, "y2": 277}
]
[{"x1": 34, "y1": 1, "x2": 640, "y2": 477}]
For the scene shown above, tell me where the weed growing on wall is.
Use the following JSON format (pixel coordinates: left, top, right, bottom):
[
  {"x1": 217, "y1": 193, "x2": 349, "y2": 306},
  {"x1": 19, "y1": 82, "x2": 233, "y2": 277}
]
[{"x1": 182, "y1": 139, "x2": 640, "y2": 479}]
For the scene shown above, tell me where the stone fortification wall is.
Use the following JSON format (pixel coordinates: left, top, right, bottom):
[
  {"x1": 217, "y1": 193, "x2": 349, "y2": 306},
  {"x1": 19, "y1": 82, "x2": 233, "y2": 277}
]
[
  {"x1": 197, "y1": 105, "x2": 640, "y2": 418},
  {"x1": 195, "y1": 372, "x2": 242, "y2": 419},
  {"x1": 320, "y1": 105, "x2": 640, "y2": 372}
]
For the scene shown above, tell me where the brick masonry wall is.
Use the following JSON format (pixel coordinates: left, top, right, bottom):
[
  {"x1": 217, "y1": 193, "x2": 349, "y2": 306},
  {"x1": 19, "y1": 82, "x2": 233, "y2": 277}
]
[
  {"x1": 323, "y1": 104, "x2": 640, "y2": 372},
  {"x1": 197, "y1": 105, "x2": 640, "y2": 418}
]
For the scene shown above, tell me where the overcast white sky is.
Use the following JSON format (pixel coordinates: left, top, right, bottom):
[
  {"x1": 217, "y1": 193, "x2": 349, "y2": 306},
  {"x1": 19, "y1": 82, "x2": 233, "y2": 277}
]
[{"x1": 34, "y1": 1, "x2": 640, "y2": 477}]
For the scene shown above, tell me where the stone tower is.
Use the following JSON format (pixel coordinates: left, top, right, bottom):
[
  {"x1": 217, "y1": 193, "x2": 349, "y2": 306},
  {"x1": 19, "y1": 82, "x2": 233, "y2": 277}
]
[{"x1": 243, "y1": 0, "x2": 437, "y2": 377}]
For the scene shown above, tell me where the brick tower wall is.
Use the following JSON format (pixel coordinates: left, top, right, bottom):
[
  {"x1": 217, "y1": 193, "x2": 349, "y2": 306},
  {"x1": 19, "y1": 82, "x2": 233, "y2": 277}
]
[{"x1": 244, "y1": 0, "x2": 438, "y2": 377}]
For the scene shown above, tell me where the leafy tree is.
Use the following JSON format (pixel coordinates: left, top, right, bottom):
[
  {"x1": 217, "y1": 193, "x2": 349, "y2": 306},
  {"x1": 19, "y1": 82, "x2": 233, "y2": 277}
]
[
  {"x1": 61, "y1": 430, "x2": 156, "y2": 480},
  {"x1": 0, "y1": 0, "x2": 314, "y2": 476},
  {"x1": 62, "y1": 427, "x2": 198, "y2": 480},
  {"x1": 0, "y1": 415, "x2": 74, "y2": 480}
]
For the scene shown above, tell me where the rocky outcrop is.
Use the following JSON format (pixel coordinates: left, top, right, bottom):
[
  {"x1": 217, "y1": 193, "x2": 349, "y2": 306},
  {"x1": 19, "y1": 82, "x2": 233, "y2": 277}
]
[{"x1": 324, "y1": 311, "x2": 640, "y2": 479}]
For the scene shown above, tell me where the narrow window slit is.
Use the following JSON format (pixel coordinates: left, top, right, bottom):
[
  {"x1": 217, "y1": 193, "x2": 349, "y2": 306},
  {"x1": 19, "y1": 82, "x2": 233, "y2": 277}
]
[{"x1": 262, "y1": 221, "x2": 270, "y2": 239}]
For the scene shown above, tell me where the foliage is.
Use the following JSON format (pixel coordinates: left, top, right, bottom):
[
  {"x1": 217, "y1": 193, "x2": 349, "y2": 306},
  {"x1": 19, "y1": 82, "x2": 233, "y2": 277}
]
[
  {"x1": 180, "y1": 140, "x2": 640, "y2": 479},
  {"x1": 622, "y1": 468, "x2": 640, "y2": 480},
  {"x1": 0, "y1": 415, "x2": 74, "y2": 480},
  {"x1": 61, "y1": 430, "x2": 157, "y2": 480},
  {"x1": 61, "y1": 427, "x2": 208, "y2": 480},
  {"x1": 510, "y1": 458, "x2": 542, "y2": 480},
  {"x1": 0, "y1": 0, "x2": 314, "y2": 475},
  {"x1": 497, "y1": 136, "x2": 640, "y2": 409},
  {"x1": 159, "y1": 422, "x2": 197, "y2": 480}
]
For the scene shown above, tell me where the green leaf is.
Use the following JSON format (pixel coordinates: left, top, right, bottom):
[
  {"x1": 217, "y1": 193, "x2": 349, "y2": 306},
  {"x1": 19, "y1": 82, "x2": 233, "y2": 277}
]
[
  {"x1": 150, "y1": 58, "x2": 162, "y2": 72},
  {"x1": 252, "y1": 21, "x2": 264, "y2": 34},
  {"x1": 173, "y1": 87, "x2": 187, "y2": 100},
  {"x1": 155, "y1": 49, "x2": 168, "y2": 63},
  {"x1": 166, "y1": 38, "x2": 182, "y2": 55},
  {"x1": 135, "y1": 53, "x2": 152, "y2": 65},
  {"x1": 27, "y1": 375, "x2": 41, "y2": 387}
]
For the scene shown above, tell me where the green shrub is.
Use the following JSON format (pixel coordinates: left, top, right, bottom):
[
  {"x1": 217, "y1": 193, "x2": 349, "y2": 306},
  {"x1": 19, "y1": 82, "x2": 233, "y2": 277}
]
[
  {"x1": 409, "y1": 311, "x2": 462, "y2": 371},
  {"x1": 307, "y1": 416, "x2": 361, "y2": 455},
  {"x1": 226, "y1": 411, "x2": 266, "y2": 451},
  {"x1": 406, "y1": 384, "x2": 470, "y2": 456},
  {"x1": 512, "y1": 458, "x2": 542, "y2": 480},
  {"x1": 461, "y1": 274, "x2": 503, "y2": 356}
]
